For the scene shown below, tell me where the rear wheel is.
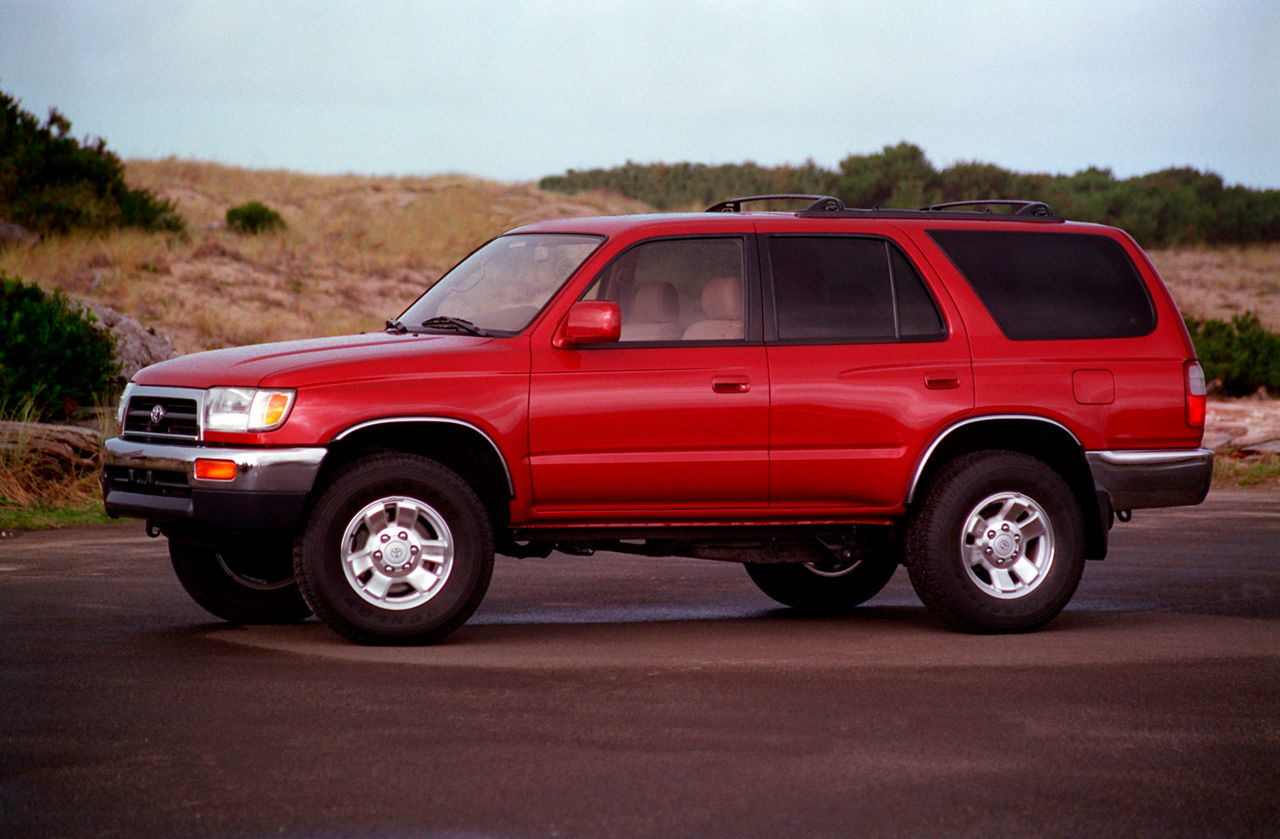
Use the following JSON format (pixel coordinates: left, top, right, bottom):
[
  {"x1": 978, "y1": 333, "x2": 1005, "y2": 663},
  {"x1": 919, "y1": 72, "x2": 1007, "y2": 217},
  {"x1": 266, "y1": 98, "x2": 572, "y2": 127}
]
[
  {"x1": 293, "y1": 453, "x2": 494, "y2": 645},
  {"x1": 169, "y1": 540, "x2": 312, "y2": 624},
  {"x1": 745, "y1": 536, "x2": 900, "y2": 612},
  {"x1": 906, "y1": 451, "x2": 1085, "y2": 633}
]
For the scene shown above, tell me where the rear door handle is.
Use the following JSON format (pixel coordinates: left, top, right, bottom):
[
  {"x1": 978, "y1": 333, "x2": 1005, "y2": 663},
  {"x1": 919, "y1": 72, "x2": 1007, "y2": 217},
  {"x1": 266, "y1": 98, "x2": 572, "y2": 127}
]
[
  {"x1": 712, "y1": 377, "x2": 750, "y2": 394},
  {"x1": 924, "y1": 370, "x2": 960, "y2": 390}
]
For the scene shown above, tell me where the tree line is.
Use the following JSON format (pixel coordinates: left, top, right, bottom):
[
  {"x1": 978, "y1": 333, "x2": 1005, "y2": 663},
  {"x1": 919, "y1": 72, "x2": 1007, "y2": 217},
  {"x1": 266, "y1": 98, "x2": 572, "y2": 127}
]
[
  {"x1": 1, "y1": 88, "x2": 183, "y2": 236},
  {"x1": 539, "y1": 142, "x2": 1280, "y2": 248}
]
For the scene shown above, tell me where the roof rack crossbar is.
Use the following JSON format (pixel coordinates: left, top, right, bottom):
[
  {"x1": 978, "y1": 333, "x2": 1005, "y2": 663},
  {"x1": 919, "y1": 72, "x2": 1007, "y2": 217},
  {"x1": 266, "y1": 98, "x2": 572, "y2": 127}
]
[
  {"x1": 706, "y1": 194, "x2": 846, "y2": 213},
  {"x1": 704, "y1": 195, "x2": 1063, "y2": 222},
  {"x1": 920, "y1": 200, "x2": 1057, "y2": 218}
]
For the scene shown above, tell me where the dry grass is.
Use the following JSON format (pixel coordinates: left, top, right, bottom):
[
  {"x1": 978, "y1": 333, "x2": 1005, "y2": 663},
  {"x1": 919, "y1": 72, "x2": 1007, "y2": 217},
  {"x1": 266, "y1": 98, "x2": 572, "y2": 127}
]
[
  {"x1": 4, "y1": 160, "x2": 1274, "y2": 352},
  {"x1": 0, "y1": 433, "x2": 106, "y2": 526},
  {"x1": 0, "y1": 456, "x2": 103, "y2": 511},
  {"x1": 0, "y1": 398, "x2": 114, "y2": 524},
  {"x1": 1149, "y1": 245, "x2": 1280, "y2": 331},
  {"x1": 1, "y1": 159, "x2": 651, "y2": 352},
  {"x1": 1213, "y1": 450, "x2": 1280, "y2": 487}
]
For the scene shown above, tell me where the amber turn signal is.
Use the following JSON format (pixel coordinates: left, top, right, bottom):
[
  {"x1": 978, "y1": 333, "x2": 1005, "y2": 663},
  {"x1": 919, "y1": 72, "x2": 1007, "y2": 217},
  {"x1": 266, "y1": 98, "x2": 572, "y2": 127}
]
[{"x1": 194, "y1": 459, "x2": 238, "y2": 481}]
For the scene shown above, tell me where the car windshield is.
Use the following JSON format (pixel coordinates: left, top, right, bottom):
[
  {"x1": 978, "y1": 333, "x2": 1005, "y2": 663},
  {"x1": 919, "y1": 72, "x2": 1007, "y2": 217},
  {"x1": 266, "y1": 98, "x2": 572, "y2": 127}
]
[{"x1": 396, "y1": 233, "x2": 603, "y2": 335}]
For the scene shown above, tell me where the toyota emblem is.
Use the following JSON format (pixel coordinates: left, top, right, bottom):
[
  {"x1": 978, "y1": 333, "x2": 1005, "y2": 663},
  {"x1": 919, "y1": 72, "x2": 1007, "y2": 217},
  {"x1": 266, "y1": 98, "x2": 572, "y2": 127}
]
[{"x1": 149, "y1": 404, "x2": 167, "y2": 425}]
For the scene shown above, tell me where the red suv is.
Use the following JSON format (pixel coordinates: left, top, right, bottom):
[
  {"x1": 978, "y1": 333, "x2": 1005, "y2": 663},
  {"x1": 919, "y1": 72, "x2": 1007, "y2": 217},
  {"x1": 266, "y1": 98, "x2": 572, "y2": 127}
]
[{"x1": 103, "y1": 196, "x2": 1212, "y2": 643}]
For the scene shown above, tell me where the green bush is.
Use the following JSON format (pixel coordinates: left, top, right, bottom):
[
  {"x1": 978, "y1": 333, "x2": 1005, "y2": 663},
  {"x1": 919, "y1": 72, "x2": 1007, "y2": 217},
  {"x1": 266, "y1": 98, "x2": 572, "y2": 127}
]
[
  {"x1": 539, "y1": 143, "x2": 1280, "y2": 247},
  {"x1": 1186, "y1": 312, "x2": 1280, "y2": 396},
  {"x1": 0, "y1": 271, "x2": 119, "y2": 420},
  {"x1": 226, "y1": 201, "x2": 285, "y2": 234},
  {"x1": 1, "y1": 88, "x2": 184, "y2": 235}
]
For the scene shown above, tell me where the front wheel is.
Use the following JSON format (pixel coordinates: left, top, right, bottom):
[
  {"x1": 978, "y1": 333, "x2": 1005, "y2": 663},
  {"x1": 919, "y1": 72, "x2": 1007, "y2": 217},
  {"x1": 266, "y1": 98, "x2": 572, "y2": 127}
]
[
  {"x1": 169, "y1": 540, "x2": 312, "y2": 624},
  {"x1": 293, "y1": 453, "x2": 494, "y2": 645},
  {"x1": 906, "y1": 451, "x2": 1085, "y2": 633}
]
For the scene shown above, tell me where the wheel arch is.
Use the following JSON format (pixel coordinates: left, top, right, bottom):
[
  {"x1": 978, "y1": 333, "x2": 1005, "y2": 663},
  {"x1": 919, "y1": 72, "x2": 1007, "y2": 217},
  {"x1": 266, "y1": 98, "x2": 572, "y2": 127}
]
[
  {"x1": 908, "y1": 415, "x2": 1108, "y2": 559},
  {"x1": 319, "y1": 417, "x2": 514, "y2": 532}
]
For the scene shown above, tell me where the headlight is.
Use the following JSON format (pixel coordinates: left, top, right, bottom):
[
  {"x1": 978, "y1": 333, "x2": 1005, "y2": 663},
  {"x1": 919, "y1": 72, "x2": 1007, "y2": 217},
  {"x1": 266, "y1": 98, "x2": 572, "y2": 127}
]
[
  {"x1": 205, "y1": 387, "x2": 296, "y2": 432},
  {"x1": 116, "y1": 382, "x2": 136, "y2": 434}
]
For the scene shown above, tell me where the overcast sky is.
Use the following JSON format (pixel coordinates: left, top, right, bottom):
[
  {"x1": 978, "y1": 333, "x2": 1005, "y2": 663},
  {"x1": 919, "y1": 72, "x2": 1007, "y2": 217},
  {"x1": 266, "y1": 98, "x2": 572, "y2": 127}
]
[{"x1": 2, "y1": 0, "x2": 1277, "y2": 188}]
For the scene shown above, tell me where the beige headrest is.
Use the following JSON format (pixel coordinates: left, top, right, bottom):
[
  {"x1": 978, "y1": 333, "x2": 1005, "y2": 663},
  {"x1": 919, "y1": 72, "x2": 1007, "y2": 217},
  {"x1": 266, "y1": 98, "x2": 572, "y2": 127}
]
[
  {"x1": 633, "y1": 282, "x2": 679, "y2": 323},
  {"x1": 701, "y1": 276, "x2": 742, "y2": 320}
]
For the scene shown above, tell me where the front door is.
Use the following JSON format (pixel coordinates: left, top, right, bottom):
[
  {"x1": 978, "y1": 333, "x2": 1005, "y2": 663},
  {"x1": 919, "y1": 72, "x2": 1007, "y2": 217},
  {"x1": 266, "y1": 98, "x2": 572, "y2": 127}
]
[{"x1": 528, "y1": 236, "x2": 769, "y2": 521}]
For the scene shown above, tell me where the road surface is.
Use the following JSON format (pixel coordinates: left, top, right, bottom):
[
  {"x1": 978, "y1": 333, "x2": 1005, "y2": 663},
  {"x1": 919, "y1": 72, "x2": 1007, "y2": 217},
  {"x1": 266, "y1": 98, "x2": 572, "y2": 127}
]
[{"x1": 2, "y1": 488, "x2": 1278, "y2": 838}]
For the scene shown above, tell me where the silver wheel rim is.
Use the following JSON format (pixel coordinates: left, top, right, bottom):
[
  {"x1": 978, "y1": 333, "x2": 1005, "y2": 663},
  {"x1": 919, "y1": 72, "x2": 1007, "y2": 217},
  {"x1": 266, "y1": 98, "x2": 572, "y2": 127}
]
[
  {"x1": 803, "y1": 560, "x2": 859, "y2": 578},
  {"x1": 340, "y1": 496, "x2": 454, "y2": 611},
  {"x1": 960, "y1": 491, "x2": 1055, "y2": 600},
  {"x1": 216, "y1": 553, "x2": 295, "y2": 592}
]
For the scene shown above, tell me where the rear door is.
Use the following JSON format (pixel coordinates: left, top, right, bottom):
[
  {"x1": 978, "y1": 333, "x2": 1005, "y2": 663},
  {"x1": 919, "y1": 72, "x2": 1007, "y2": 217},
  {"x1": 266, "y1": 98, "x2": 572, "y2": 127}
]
[{"x1": 763, "y1": 230, "x2": 974, "y2": 512}]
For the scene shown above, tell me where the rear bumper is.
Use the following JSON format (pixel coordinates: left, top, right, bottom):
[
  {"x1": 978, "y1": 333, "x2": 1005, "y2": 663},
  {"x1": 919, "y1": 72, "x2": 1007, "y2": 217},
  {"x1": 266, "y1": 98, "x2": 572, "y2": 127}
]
[
  {"x1": 1086, "y1": 448, "x2": 1214, "y2": 511},
  {"x1": 102, "y1": 437, "x2": 326, "y2": 531}
]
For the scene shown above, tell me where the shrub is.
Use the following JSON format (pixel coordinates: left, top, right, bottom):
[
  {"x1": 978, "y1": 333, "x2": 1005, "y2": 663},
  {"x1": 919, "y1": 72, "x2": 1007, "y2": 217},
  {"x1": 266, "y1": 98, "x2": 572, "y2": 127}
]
[
  {"x1": 1185, "y1": 312, "x2": 1280, "y2": 396},
  {"x1": 539, "y1": 144, "x2": 1280, "y2": 247},
  {"x1": 1, "y1": 88, "x2": 184, "y2": 235},
  {"x1": 226, "y1": 201, "x2": 286, "y2": 234},
  {"x1": 0, "y1": 271, "x2": 119, "y2": 420}
]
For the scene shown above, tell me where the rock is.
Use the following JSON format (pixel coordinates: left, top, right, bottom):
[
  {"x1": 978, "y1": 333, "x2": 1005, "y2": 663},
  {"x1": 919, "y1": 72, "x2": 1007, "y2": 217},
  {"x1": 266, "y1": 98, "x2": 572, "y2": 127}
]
[
  {"x1": 72, "y1": 299, "x2": 180, "y2": 383},
  {"x1": 193, "y1": 240, "x2": 243, "y2": 260},
  {"x1": 1205, "y1": 399, "x2": 1280, "y2": 453},
  {"x1": 0, "y1": 219, "x2": 39, "y2": 249},
  {"x1": 1200, "y1": 432, "x2": 1236, "y2": 452},
  {"x1": 0, "y1": 421, "x2": 101, "y2": 470}
]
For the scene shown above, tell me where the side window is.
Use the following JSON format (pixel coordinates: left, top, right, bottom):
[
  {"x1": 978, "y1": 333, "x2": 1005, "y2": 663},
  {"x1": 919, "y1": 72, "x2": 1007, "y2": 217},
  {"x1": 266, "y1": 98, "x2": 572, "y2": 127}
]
[
  {"x1": 928, "y1": 230, "x2": 1156, "y2": 340},
  {"x1": 769, "y1": 236, "x2": 945, "y2": 342},
  {"x1": 583, "y1": 237, "x2": 746, "y2": 343}
]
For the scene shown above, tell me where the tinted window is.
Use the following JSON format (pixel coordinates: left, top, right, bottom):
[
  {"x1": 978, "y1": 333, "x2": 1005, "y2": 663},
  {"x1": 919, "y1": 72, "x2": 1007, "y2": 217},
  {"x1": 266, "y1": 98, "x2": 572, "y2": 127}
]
[
  {"x1": 583, "y1": 237, "x2": 746, "y2": 343},
  {"x1": 929, "y1": 230, "x2": 1156, "y2": 340},
  {"x1": 769, "y1": 236, "x2": 944, "y2": 342}
]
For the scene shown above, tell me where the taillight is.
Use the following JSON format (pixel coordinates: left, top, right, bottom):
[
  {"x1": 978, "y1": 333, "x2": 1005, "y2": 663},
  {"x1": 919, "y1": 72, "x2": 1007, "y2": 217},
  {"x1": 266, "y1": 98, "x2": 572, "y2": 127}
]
[{"x1": 1185, "y1": 361, "x2": 1207, "y2": 428}]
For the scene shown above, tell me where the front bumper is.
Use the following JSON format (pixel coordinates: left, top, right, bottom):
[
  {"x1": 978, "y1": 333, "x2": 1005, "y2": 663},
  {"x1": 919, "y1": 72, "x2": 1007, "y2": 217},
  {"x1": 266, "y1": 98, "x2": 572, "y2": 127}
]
[
  {"x1": 1086, "y1": 448, "x2": 1214, "y2": 512},
  {"x1": 102, "y1": 437, "x2": 327, "y2": 531}
]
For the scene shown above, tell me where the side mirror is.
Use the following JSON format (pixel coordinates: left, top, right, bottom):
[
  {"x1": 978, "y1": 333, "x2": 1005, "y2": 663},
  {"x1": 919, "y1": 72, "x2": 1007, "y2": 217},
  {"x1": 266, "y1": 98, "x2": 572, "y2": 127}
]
[{"x1": 554, "y1": 301, "x2": 621, "y2": 348}]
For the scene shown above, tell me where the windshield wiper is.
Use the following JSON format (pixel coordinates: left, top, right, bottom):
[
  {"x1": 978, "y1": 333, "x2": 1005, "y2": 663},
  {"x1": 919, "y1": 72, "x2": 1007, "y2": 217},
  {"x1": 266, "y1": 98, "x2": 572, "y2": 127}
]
[
  {"x1": 419, "y1": 316, "x2": 490, "y2": 336},
  {"x1": 385, "y1": 318, "x2": 410, "y2": 334}
]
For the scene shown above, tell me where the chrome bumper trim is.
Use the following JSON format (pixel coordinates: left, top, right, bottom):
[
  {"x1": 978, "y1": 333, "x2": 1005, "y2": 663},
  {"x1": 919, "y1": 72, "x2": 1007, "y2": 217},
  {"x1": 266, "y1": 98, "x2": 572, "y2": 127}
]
[{"x1": 104, "y1": 438, "x2": 326, "y2": 493}]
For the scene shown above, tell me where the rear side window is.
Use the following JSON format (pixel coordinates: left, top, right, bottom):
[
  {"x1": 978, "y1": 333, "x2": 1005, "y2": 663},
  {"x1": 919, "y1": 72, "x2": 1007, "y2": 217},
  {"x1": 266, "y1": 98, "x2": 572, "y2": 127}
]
[
  {"x1": 929, "y1": 230, "x2": 1156, "y2": 340},
  {"x1": 769, "y1": 236, "x2": 945, "y2": 342}
]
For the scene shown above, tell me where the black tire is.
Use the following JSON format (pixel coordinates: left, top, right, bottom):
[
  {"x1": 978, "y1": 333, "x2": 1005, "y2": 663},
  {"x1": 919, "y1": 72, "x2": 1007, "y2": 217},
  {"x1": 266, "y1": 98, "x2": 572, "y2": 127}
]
[
  {"x1": 169, "y1": 540, "x2": 312, "y2": 624},
  {"x1": 293, "y1": 453, "x2": 494, "y2": 645},
  {"x1": 906, "y1": 451, "x2": 1085, "y2": 633},
  {"x1": 745, "y1": 543, "x2": 899, "y2": 613}
]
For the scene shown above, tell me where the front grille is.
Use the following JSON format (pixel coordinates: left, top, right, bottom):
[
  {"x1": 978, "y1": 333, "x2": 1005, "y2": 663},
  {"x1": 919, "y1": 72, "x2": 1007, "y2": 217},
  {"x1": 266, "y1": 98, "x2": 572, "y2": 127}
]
[
  {"x1": 102, "y1": 465, "x2": 191, "y2": 498},
  {"x1": 123, "y1": 395, "x2": 200, "y2": 442}
]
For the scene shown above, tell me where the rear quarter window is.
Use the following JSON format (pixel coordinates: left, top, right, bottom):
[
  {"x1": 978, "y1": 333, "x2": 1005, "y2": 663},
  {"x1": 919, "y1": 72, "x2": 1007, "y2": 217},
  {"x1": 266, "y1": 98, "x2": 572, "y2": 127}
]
[{"x1": 928, "y1": 230, "x2": 1156, "y2": 340}]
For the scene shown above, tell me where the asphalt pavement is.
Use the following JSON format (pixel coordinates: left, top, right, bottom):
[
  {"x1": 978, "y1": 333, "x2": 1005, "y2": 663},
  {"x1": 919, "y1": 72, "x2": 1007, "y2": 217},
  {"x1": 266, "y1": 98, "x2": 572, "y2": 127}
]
[{"x1": 2, "y1": 488, "x2": 1278, "y2": 838}]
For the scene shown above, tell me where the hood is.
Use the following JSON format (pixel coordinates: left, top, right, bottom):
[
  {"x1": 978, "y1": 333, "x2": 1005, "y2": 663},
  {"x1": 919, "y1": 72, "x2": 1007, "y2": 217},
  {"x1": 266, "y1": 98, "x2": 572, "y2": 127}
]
[{"x1": 132, "y1": 332, "x2": 505, "y2": 389}]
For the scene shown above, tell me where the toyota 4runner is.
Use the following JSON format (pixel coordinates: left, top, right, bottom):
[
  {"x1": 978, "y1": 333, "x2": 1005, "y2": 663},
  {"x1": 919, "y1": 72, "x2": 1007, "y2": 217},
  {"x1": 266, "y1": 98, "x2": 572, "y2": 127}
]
[{"x1": 102, "y1": 196, "x2": 1213, "y2": 643}]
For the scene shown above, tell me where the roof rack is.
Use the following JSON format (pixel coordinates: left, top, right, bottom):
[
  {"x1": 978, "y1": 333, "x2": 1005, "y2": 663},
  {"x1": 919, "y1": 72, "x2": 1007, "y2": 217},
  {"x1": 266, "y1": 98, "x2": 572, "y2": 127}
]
[
  {"x1": 706, "y1": 194, "x2": 1063, "y2": 223},
  {"x1": 920, "y1": 200, "x2": 1057, "y2": 218},
  {"x1": 706, "y1": 195, "x2": 846, "y2": 213}
]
